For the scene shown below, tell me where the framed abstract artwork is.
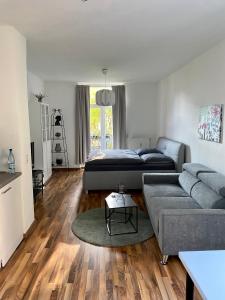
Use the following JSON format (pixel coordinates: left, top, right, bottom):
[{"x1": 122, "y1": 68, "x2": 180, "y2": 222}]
[{"x1": 198, "y1": 104, "x2": 223, "y2": 143}]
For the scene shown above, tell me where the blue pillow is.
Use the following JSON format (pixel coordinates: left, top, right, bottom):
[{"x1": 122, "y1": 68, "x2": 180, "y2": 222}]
[
  {"x1": 135, "y1": 148, "x2": 162, "y2": 156},
  {"x1": 141, "y1": 153, "x2": 174, "y2": 163}
]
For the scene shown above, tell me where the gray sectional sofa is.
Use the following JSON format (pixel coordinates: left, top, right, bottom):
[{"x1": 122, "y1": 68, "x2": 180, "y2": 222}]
[{"x1": 143, "y1": 163, "x2": 225, "y2": 264}]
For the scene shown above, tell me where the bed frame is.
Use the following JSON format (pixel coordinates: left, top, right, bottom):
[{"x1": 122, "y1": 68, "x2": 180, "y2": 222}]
[{"x1": 83, "y1": 137, "x2": 185, "y2": 192}]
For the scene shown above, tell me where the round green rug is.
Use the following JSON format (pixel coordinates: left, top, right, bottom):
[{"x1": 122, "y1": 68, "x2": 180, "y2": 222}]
[{"x1": 71, "y1": 208, "x2": 154, "y2": 247}]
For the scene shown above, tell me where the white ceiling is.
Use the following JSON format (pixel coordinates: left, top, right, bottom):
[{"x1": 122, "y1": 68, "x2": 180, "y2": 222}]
[{"x1": 1, "y1": 0, "x2": 225, "y2": 83}]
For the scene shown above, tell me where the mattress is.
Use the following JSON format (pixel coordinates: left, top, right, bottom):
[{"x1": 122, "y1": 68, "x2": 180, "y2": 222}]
[
  {"x1": 85, "y1": 149, "x2": 175, "y2": 171},
  {"x1": 86, "y1": 149, "x2": 142, "y2": 165},
  {"x1": 85, "y1": 162, "x2": 175, "y2": 171}
]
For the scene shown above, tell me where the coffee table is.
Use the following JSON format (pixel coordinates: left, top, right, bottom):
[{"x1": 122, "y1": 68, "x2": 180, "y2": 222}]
[{"x1": 105, "y1": 192, "x2": 138, "y2": 236}]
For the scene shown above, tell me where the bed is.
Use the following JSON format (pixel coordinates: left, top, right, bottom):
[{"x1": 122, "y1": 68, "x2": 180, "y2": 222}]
[{"x1": 83, "y1": 137, "x2": 185, "y2": 191}]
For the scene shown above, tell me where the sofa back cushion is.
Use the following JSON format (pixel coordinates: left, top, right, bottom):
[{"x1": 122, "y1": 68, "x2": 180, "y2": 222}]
[
  {"x1": 178, "y1": 171, "x2": 199, "y2": 195},
  {"x1": 198, "y1": 173, "x2": 225, "y2": 197},
  {"x1": 191, "y1": 181, "x2": 225, "y2": 209},
  {"x1": 183, "y1": 163, "x2": 215, "y2": 177}
]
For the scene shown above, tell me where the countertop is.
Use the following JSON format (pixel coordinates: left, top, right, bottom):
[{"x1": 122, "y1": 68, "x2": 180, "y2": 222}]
[{"x1": 0, "y1": 172, "x2": 22, "y2": 189}]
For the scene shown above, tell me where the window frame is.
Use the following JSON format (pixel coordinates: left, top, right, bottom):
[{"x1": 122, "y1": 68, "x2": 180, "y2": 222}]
[{"x1": 90, "y1": 87, "x2": 113, "y2": 151}]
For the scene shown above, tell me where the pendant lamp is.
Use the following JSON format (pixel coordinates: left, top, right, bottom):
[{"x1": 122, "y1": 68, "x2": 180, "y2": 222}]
[{"x1": 96, "y1": 68, "x2": 115, "y2": 106}]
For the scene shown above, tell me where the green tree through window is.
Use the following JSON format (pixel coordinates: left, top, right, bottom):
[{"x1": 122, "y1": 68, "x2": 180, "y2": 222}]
[{"x1": 90, "y1": 87, "x2": 113, "y2": 150}]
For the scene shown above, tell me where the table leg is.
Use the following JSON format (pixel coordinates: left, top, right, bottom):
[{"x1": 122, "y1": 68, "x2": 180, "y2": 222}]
[
  {"x1": 41, "y1": 173, "x2": 44, "y2": 197},
  {"x1": 186, "y1": 272, "x2": 194, "y2": 300},
  {"x1": 136, "y1": 207, "x2": 138, "y2": 232},
  {"x1": 109, "y1": 208, "x2": 112, "y2": 235},
  {"x1": 105, "y1": 201, "x2": 107, "y2": 221}
]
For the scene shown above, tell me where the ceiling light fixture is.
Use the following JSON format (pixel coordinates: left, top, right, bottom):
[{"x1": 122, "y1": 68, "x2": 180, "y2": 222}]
[{"x1": 96, "y1": 68, "x2": 115, "y2": 106}]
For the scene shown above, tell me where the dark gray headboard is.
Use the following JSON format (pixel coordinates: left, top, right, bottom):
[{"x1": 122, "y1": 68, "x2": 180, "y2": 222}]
[{"x1": 156, "y1": 137, "x2": 185, "y2": 172}]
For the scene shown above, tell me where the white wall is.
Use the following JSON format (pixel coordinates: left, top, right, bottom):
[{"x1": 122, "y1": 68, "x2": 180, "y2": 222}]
[
  {"x1": 158, "y1": 39, "x2": 225, "y2": 174},
  {"x1": 27, "y1": 72, "x2": 45, "y2": 96},
  {"x1": 45, "y1": 82, "x2": 159, "y2": 161},
  {"x1": 45, "y1": 81, "x2": 76, "y2": 168},
  {"x1": 27, "y1": 72, "x2": 46, "y2": 172},
  {"x1": 126, "y1": 82, "x2": 158, "y2": 147},
  {"x1": 0, "y1": 26, "x2": 34, "y2": 232}
]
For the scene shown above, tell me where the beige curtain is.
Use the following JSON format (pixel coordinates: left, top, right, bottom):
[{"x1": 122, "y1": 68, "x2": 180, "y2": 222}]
[
  {"x1": 112, "y1": 85, "x2": 127, "y2": 149},
  {"x1": 75, "y1": 85, "x2": 90, "y2": 165}
]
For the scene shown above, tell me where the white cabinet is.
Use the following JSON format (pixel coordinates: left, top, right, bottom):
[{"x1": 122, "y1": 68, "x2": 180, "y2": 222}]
[
  {"x1": 29, "y1": 102, "x2": 52, "y2": 183},
  {"x1": 0, "y1": 178, "x2": 23, "y2": 267}
]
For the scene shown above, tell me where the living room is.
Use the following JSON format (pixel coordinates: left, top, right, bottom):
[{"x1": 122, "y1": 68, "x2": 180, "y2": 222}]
[{"x1": 1, "y1": 1, "x2": 225, "y2": 299}]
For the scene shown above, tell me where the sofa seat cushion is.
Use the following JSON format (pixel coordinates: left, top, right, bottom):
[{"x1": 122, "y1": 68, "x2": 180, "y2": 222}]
[
  {"x1": 191, "y1": 182, "x2": 225, "y2": 209},
  {"x1": 143, "y1": 183, "x2": 189, "y2": 198},
  {"x1": 145, "y1": 196, "x2": 201, "y2": 235}
]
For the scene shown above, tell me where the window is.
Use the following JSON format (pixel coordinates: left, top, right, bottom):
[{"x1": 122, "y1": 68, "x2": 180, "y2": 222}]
[{"x1": 90, "y1": 87, "x2": 113, "y2": 151}]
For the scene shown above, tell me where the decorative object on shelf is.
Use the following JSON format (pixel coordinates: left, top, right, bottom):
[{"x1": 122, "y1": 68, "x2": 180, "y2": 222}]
[
  {"x1": 198, "y1": 104, "x2": 223, "y2": 143},
  {"x1": 51, "y1": 109, "x2": 69, "y2": 169},
  {"x1": 55, "y1": 115, "x2": 62, "y2": 126},
  {"x1": 96, "y1": 68, "x2": 115, "y2": 106},
  {"x1": 34, "y1": 93, "x2": 45, "y2": 103},
  {"x1": 55, "y1": 132, "x2": 61, "y2": 138},
  {"x1": 55, "y1": 143, "x2": 62, "y2": 152},
  {"x1": 56, "y1": 158, "x2": 63, "y2": 165},
  {"x1": 8, "y1": 148, "x2": 15, "y2": 174}
]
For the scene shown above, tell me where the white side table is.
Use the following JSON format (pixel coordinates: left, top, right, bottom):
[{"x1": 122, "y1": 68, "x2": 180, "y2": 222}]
[{"x1": 179, "y1": 250, "x2": 225, "y2": 300}]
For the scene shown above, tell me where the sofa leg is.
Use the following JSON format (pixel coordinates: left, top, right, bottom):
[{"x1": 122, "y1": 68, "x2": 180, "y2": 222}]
[{"x1": 160, "y1": 255, "x2": 169, "y2": 265}]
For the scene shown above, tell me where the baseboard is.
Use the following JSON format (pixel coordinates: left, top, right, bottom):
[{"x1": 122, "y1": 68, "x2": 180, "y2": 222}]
[
  {"x1": 53, "y1": 168, "x2": 81, "y2": 171},
  {"x1": 44, "y1": 175, "x2": 52, "y2": 186},
  {"x1": 23, "y1": 219, "x2": 37, "y2": 239}
]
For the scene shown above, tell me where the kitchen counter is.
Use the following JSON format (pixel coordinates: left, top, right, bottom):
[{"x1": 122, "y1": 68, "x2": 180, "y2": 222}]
[{"x1": 0, "y1": 172, "x2": 22, "y2": 189}]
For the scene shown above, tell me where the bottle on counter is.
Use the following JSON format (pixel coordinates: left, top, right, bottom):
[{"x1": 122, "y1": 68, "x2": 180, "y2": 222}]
[{"x1": 8, "y1": 149, "x2": 15, "y2": 174}]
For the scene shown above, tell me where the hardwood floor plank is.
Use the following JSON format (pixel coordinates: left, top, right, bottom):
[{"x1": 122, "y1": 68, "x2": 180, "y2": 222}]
[
  {"x1": 0, "y1": 170, "x2": 193, "y2": 300},
  {"x1": 15, "y1": 262, "x2": 38, "y2": 300}
]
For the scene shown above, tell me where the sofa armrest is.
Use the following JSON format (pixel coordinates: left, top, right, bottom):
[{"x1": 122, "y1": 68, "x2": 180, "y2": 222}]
[
  {"x1": 142, "y1": 173, "x2": 180, "y2": 185},
  {"x1": 158, "y1": 209, "x2": 225, "y2": 255}
]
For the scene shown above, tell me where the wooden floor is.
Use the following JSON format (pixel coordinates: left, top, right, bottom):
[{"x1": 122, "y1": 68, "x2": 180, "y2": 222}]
[{"x1": 0, "y1": 170, "x2": 201, "y2": 300}]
